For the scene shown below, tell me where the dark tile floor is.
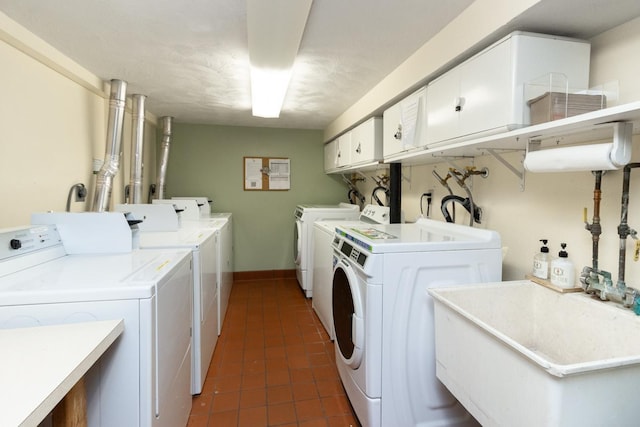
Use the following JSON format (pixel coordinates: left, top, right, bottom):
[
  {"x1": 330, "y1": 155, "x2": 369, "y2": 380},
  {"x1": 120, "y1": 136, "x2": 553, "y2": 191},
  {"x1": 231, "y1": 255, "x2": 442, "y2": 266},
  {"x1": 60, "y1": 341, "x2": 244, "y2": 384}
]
[{"x1": 187, "y1": 277, "x2": 361, "y2": 427}]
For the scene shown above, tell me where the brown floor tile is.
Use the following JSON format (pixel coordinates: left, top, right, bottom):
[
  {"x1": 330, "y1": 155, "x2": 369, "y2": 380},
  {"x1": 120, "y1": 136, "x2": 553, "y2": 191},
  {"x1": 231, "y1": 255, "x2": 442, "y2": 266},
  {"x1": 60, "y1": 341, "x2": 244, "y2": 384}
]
[
  {"x1": 238, "y1": 406, "x2": 267, "y2": 427},
  {"x1": 241, "y1": 372, "x2": 266, "y2": 390},
  {"x1": 268, "y1": 402, "x2": 297, "y2": 425},
  {"x1": 266, "y1": 368, "x2": 291, "y2": 386},
  {"x1": 209, "y1": 409, "x2": 238, "y2": 425},
  {"x1": 211, "y1": 391, "x2": 240, "y2": 413},
  {"x1": 292, "y1": 382, "x2": 319, "y2": 401},
  {"x1": 267, "y1": 384, "x2": 293, "y2": 405},
  {"x1": 212, "y1": 374, "x2": 242, "y2": 393},
  {"x1": 321, "y1": 395, "x2": 352, "y2": 416},
  {"x1": 190, "y1": 393, "x2": 212, "y2": 415},
  {"x1": 186, "y1": 413, "x2": 209, "y2": 427},
  {"x1": 290, "y1": 368, "x2": 315, "y2": 384},
  {"x1": 189, "y1": 278, "x2": 361, "y2": 427},
  {"x1": 295, "y1": 399, "x2": 325, "y2": 421},
  {"x1": 240, "y1": 388, "x2": 267, "y2": 409},
  {"x1": 300, "y1": 419, "x2": 329, "y2": 427}
]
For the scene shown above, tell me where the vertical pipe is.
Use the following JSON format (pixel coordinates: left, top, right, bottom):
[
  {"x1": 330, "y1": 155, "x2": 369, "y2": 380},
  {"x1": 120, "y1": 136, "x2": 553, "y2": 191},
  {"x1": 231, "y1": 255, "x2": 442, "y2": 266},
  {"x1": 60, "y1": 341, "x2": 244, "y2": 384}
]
[
  {"x1": 389, "y1": 163, "x2": 402, "y2": 223},
  {"x1": 155, "y1": 116, "x2": 173, "y2": 200},
  {"x1": 618, "y1": 163, "x2": 640, "y2": 284},
  {"x1": 591, "y1": 171, "x2": 603, "y2": 272},
  {"x1": 129, "y1": 95, "x2": 146, "y2": 204},
  {"x1": 91, "y1": 79, "x2": 127, "y2": 212}
]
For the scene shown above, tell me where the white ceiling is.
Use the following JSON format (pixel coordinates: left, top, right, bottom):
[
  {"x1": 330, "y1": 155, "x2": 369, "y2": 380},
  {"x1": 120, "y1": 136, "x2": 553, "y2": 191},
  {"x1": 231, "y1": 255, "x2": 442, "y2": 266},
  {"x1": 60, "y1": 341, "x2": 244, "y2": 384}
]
[{"x1": 1, "y1": 0, "x2": 640, "y2": 130}]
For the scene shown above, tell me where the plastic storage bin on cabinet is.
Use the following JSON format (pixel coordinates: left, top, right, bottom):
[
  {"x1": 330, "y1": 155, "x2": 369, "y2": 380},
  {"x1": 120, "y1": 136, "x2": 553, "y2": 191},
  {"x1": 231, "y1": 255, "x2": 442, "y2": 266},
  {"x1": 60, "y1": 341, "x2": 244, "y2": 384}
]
[{"x1": 426, "y1": 31, "x2": 591, "y2": 147}]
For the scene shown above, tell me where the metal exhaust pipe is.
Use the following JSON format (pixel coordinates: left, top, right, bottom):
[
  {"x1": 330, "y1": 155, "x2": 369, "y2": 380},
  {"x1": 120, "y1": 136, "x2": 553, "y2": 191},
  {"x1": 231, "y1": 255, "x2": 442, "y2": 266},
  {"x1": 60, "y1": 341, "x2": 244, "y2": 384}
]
[
  {"x1": 129, "y1": 94, "x2": 146, "y2": 204},
  {"x1": 155, "y1": 116, "x2": 173, "y2": 200},
  {"x1": 91, "y1": 79, "x2": 128, "y2": 212}
]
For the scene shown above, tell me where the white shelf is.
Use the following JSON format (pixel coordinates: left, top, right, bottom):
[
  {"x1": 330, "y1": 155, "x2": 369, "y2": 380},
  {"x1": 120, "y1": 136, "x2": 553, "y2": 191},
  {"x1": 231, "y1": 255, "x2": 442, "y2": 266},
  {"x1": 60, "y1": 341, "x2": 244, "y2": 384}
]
[{"x1": 386, "y1": 100, "x2": 640, "y2": 166}]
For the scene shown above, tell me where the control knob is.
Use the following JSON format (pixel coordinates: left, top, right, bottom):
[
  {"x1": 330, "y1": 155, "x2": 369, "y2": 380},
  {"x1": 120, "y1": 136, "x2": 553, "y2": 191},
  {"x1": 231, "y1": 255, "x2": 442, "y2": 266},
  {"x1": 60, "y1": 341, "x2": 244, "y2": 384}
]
[{"x1": 9, "y1": 239, "x2": 22, "y2": 250}]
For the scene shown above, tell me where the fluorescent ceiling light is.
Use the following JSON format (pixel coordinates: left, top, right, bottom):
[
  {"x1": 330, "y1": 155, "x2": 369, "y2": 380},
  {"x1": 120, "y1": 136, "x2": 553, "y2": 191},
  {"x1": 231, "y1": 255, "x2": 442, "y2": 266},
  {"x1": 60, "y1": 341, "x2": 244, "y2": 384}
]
[{"x1": 247, "y1": 0, "x2": 313, "y2": 118}]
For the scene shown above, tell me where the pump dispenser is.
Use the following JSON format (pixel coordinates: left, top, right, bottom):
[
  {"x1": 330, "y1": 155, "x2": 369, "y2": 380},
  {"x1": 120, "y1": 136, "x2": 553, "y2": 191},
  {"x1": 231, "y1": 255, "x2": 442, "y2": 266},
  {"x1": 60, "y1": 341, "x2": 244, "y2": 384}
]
[
  {"x1": 533, "y1": 239, "x2": 551, "y2": 279},
  {"x1": 551, "y1": 243, "x2": 576, "y2": 288}
]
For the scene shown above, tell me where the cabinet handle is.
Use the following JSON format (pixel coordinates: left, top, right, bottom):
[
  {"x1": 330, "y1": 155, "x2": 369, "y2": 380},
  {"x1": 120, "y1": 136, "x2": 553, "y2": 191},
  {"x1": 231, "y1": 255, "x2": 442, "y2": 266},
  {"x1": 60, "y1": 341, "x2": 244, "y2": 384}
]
[
  {"x1": 455, "y1": 97, "x2": 465, "y2": 112},
  {"x1": 394, "y1": 125, "x2": 402, "y2": 140},
  {"x1": 356, "y1": 143, "x2": 361, "y2": 154}
]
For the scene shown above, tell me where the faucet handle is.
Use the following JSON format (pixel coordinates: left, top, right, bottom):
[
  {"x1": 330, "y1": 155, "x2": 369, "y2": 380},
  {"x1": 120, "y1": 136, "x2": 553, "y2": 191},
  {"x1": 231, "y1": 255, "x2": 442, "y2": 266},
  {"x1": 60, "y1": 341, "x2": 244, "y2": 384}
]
[{"x1": 624, "y1": 287, "x2": 639, "y2": 309}]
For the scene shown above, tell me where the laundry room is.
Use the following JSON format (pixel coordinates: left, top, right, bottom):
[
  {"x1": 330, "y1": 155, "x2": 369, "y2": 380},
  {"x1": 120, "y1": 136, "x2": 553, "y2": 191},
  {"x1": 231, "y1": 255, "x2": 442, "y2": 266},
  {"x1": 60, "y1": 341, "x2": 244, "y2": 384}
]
[{"x1": 3, "y1": 0, "x2": 640, "y2": 426}]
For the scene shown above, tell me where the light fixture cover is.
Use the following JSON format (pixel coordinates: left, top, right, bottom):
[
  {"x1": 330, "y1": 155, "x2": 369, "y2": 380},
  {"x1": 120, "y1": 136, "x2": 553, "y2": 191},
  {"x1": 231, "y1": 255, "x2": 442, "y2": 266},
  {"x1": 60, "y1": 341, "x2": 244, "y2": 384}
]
[{"x1": 247, "y1": 0, "x2": 313, "y2": 118}]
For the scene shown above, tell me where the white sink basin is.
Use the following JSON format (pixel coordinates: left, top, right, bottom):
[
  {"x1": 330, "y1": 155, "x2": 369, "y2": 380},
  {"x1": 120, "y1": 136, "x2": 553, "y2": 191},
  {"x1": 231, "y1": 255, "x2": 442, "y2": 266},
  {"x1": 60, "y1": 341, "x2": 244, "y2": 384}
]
[{"x1": 429, "y1": 280, "x2": 640, "y2": 427}]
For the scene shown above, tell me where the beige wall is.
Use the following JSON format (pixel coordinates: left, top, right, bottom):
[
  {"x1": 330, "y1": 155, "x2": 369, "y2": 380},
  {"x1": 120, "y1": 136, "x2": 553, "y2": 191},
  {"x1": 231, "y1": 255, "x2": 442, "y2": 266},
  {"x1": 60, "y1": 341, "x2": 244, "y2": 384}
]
[
  {"x1": 0, "y1": 12, "x2": 158, "y2": 227},
  {"x1": 356, "y1": 16, "x2": 640, "y2": 282}
]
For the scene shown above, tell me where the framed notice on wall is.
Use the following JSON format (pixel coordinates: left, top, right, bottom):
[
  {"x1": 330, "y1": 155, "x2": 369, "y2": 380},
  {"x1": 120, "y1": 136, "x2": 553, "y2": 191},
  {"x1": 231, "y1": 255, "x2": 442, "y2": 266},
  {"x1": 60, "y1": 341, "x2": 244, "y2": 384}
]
[{"x1": 243, "y1": 157, "x2": 290, "y2": 191}]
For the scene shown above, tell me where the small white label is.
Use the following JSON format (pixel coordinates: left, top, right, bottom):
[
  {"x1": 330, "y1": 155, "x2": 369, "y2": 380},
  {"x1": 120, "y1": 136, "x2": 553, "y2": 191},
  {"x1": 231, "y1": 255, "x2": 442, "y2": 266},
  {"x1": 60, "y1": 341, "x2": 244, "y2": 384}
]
[{"x1": 533, "y1": 260, "x2": 549, "y2": 279}]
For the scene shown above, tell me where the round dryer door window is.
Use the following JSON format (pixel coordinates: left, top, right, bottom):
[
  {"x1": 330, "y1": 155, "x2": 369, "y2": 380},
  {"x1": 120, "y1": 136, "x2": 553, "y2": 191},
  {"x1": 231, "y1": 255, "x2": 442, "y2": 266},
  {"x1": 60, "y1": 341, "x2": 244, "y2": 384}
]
[{"x1": 332, "y1": 260, "x2": 364, "y2": 368}]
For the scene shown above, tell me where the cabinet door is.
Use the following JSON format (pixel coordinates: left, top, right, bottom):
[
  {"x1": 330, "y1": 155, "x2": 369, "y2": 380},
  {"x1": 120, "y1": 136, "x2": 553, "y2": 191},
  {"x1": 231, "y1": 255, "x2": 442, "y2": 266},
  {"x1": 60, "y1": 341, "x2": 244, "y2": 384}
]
[
  {"x1": 458, "y1": 37, "x2": 511, "y2": 138},
  {"x1": 426, "y1": 67, "x2": 461, "y2": 145},
  {"x1": 351, "y1": 117, "x2": 382, "y2": 165},
  {"x1": 324, "y1": 140, "x2": 337, "y2": 172},
  {"x1": 383, "y1": 87, "x2": 427, "y2": 158},
  {"x1": 336, "y1": 132, "x2": 352, "y2": 167},
  {"x1": 383, "y1": 101, "x2": 403, "y2": 157}
]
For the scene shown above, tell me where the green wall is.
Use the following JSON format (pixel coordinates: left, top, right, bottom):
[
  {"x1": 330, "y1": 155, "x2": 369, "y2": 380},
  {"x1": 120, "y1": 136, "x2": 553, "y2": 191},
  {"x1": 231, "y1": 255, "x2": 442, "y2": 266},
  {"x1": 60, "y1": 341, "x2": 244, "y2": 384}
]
[{"x1": 165, "y1": 123, "x2": 349, "y2": 272}]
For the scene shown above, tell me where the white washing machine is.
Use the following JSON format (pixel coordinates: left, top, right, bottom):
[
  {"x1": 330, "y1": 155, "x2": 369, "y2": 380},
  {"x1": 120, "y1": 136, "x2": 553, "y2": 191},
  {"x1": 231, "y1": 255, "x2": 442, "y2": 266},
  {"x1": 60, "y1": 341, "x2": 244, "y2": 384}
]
[
  {"x1": 0, "y1": 216, "x2": 193, "y2": 427},
  {"x1": 331, "y1": 218, "x2": 502, "y2": 427},
  {"x1": 312, "y1": 205, "x2": 390, "y2": 340},
  {"x1": 293, "y1": 203, "x2": 360, "y2": 298}
]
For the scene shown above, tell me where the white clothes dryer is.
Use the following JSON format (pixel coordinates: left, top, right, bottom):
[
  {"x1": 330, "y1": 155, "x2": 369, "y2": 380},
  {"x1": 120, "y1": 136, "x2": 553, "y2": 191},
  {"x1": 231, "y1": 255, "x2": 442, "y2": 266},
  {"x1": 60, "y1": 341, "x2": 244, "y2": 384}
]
[
  {"x1": 136, "y1": 227, "x2": 218, "y2": 395},
  {"x1": 0, "y1": 219, "x2": 193, "y2": 427},
  {"x1": 293, "y1": 203, "x2": 359, "y2": 298},
  {"x1": 118, "y1": 203, "x2": 234, "y2": 337},
  {"x1": 173, "y1": 214, "x2": 234, "y2": 336},
  {"x1": 331, "y1": 218, "x2": 502, "y2": 427},
  {"x1": 312, "y1": 205, "x2": 390, "y2": 340}
]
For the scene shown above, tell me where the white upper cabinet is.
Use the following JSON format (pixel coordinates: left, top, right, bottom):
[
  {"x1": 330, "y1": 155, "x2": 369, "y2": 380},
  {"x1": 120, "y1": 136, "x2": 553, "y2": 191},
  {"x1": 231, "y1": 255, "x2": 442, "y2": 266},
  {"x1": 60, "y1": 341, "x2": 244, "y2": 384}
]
[
  {"x1": 350, "y1": 117, "x2": 382, "y2": 166},
  {"x1": 335, "y1": 132, "x2": 352, "y2": 167},
  {"x1": 324, "y1": 139, "x2": 337, "y2": 172},
  {"x1": 324, "y1": 117, "x2": 383, "y2": 173},
  {"x1": 383, "y1": 86, "x2": 428, "y2": 160},
  {"x1": 426, "y1": 31, "x2": 591, "y2": 148}
]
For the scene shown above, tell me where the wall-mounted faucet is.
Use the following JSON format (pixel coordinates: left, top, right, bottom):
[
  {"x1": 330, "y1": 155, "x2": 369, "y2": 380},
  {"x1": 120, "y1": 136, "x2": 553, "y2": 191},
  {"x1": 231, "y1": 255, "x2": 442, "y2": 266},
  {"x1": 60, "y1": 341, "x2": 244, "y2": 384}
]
[{"x1": 581, "y1": 164, "x2": 640, "y2": 314}]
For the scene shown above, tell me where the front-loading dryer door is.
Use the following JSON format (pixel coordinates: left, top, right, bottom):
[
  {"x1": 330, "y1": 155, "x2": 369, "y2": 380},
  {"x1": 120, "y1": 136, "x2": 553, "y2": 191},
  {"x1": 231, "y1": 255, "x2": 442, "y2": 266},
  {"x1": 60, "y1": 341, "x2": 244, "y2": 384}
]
[
  {"x1": 293, "y1": 220, "x2": 302, "y2": 265},
  {"x1": 332, "y1": 256, "x2": 364, "y2": 368}
]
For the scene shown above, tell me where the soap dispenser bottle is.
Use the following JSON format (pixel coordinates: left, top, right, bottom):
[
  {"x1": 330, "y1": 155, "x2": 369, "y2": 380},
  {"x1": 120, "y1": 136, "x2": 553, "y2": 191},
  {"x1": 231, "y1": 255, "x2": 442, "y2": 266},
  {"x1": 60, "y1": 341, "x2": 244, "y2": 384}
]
[
  {"x1": 532, "y1": 239, "x2": 551, "y2": 279},
  {"x1": 550, "y1": 243, "x2": 575, "y2": 288}
]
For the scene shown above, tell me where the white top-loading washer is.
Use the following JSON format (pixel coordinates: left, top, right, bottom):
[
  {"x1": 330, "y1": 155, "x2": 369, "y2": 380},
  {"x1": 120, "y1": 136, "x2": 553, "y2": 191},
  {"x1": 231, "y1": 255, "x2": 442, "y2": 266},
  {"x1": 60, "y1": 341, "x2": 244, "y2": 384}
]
[
  {"x1": 293, "y1": 203, "x2": 360, "y2": 297},
  {"x1": 0, "y1": 217, "x2": 193, "y2": 427},
  {"x1": 331, "y1": 218, "x2": 502, "y2": 427}
]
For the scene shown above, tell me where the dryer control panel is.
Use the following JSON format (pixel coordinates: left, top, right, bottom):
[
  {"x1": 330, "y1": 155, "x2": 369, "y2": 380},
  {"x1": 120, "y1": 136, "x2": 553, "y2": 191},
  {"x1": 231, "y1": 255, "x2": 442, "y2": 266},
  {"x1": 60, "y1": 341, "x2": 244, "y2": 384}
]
[{"x1": 0, "y1": 225, "x2": 62, "y2": 261}]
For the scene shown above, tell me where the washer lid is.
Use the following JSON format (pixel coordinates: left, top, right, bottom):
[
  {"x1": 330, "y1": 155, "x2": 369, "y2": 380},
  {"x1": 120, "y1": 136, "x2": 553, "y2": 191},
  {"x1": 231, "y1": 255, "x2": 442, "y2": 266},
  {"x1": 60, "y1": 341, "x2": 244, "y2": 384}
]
[{"x1": 0, "y1": 249, "x2": 191, "y2": 305}]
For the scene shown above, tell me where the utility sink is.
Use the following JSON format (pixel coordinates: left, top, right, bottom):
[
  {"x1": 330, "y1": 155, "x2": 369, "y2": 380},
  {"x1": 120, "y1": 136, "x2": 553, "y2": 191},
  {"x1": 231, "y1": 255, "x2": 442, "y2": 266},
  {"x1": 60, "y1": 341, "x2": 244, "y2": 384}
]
[{"x1": 429, "y1": 280, "x2": 640, "y2": 427}]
